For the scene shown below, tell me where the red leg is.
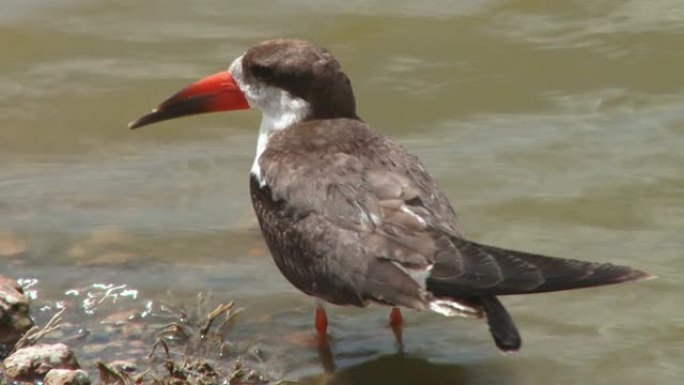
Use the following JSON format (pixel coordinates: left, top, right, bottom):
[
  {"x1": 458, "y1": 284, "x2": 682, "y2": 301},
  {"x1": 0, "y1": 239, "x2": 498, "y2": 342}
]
[
  {"x1": 314, "y1": 305, "x2": 334, "y2": 371},
  {"x1": 389, "y1": 307, "x2": 404, "y2": 347},
  {"x1": 315, "y1": 305, "x2": 329, "y2": 337}
]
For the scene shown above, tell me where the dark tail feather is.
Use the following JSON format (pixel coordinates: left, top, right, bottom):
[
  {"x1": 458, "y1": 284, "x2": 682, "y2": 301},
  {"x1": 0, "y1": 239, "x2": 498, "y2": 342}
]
[
  {"x1": 521, "y1": 258, "x2": 652, "y2": 294},
  {"x1": 427, "y1": 238, "x2": 653, "y2": 351},
  {"x1": 477, "y1": 295, "x2": 521, "y2": 352},
  {"x1": 451, "y1": 238, "x2": 654, "y2": 295}
]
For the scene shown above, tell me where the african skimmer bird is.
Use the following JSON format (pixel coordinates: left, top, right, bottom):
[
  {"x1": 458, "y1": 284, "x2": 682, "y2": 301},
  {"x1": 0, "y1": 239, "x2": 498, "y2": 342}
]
[{"x1": 129, "y1": 39, "x2": 651, "y2": 352}]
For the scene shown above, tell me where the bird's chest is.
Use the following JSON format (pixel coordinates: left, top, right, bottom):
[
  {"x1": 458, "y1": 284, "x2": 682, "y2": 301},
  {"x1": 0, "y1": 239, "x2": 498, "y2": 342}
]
[
  {"x1": 249, "y1": 175, "x2": 289, "y2": 237},
  {"x1": 249, "y1": 175, "x2": 330, "y2": 296},
  {"x1": 249, "y1": 175, "x2": 307, "y2": 262}
]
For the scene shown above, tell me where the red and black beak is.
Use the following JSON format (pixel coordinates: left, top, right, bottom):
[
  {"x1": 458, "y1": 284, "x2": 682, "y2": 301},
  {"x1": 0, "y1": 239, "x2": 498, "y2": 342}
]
[{"x1": 128, "y1": 71, "x2": 250, "y2": 130}]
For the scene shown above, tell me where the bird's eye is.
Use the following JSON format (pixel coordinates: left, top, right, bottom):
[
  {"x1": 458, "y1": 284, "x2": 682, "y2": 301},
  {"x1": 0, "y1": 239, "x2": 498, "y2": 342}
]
[{"x1": 252, "y1": 64, "x2": 275, "y2": 79}]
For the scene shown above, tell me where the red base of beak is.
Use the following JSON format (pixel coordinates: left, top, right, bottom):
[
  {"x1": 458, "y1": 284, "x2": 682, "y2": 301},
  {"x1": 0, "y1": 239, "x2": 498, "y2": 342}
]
[{"x1": 129, "y1": 71, "x2": 249, "y2": 129}]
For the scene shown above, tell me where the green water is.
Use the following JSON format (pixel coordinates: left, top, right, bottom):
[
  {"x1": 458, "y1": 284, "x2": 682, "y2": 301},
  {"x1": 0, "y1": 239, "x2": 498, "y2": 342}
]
[{"x1": 1, "y1": 1, "x2": 682, "y2": 384}]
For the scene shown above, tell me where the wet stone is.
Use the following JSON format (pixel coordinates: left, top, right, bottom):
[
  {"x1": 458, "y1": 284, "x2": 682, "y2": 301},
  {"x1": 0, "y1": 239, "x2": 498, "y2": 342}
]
[
  {"x1": 0, "y1": 275, "x2": 34, "y2": 350},
  {"x1": 3, "y1": 343, "x2": 80, "y2": 382},
  {"x1": 106, "y1": 360, "x2": 137, "y2": 373},
  {"x1": 80, "y1": 342, "x2": 108, "y2": 357},
  {"x1": 44, "y1": 369, "x2": 91, "y2": 385}
]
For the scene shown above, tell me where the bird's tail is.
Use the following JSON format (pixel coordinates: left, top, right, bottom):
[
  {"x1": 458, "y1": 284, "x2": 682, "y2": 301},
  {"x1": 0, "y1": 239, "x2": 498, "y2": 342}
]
[
  {"x1": 426, "y1": 237, "x2": 653, "y2": 352},
  {"x1": 447, "y1": 237, "x2": 654, "y2": 296}
]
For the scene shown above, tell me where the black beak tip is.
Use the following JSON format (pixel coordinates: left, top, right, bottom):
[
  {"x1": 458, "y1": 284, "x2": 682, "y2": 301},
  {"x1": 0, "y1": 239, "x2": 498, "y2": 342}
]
[
  {"x1": 128, "y1": 96, "x2": 211, "y2": 131},
  {"x1": 128, "y1": 109, "x2": 160, "y2": 130}
]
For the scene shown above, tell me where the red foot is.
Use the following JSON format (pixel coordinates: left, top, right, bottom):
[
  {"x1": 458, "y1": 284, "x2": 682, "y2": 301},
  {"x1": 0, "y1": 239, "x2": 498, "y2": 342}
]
[
  {"x1": 315, "y1": 305, "x2": 328, "y2": 337},
  {"x1": 389, "y1": 307, "x2": 403, "y2": 329},
  {"x1": 389, "y1": 307, "x2": 404, "y2": 346}
]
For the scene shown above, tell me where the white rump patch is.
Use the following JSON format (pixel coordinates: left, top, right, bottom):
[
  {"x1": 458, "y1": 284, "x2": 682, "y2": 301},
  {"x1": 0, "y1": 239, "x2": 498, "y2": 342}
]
[
  {"x1": 429, "y1": 299, "x2": 480, "y2": 318},
  {"x1": 228, "y1": 56, "x2": 312, "y2": 186},
  {"x1": 393, "y1": 262, "x2": 432, "y2": 289}
]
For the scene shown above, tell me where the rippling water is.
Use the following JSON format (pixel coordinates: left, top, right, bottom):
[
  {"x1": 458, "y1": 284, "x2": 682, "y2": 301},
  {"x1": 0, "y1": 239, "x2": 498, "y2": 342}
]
[{"x1": 1, "y1": 1, "x2": 682, "y2": 384}]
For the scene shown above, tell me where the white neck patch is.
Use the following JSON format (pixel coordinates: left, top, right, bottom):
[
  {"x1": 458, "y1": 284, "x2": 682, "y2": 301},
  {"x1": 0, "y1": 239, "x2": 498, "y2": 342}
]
[{"x1": 228, "y1": 56, "x2": 311, "y2": 187}]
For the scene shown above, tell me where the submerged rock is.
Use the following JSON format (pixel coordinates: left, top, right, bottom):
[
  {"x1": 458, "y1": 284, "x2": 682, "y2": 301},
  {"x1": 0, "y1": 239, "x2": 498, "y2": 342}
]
[
  {"x1": 3, "y1": 343, "x2": 80, "y2": 381},
  {"x1": 67, "y1": 226, "x2": 137, "y2": 266},
  {"x1": 44, "y1": 369, "x2": 91, "y2": 385},
  {"x1": 106, "y1": 360, "x2": 137, "y2": 373},
  {"x1": 0, "y1": 275, "x2": 34, "y2": 350},
  {"x1": 0, "y1": 231, "x2": 27, "y2": 257}
]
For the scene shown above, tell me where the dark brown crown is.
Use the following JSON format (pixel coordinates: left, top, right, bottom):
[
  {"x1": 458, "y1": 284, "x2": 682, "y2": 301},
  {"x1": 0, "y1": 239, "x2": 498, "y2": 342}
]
[{"x1": 241, "y1": 39, "x2": 358, "y2": 120}]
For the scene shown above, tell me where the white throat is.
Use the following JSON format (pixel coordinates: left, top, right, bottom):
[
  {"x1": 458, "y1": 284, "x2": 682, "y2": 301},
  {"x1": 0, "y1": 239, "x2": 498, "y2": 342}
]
[
  {"x1": 228, "y1": 56, "x2": 311, "y2": 187},
  {"x1": 251, "y1": 97, "x2": 309, "y2": 186}
]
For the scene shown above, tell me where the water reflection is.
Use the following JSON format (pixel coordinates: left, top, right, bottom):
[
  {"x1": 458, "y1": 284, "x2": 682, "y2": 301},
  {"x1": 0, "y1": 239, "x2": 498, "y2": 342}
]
[
  {"x1": 303, "y1": 352, "x2": 514, "y2": 385},
  {"x1": 316, "y1": 337, "x2": 336, "y2": 374}
]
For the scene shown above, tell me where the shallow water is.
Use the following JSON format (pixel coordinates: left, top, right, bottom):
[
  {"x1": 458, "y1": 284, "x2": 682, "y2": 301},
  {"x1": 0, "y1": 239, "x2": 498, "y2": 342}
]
[{"x1": 1, "y1": 0, "x2": 683, "y2": 383}]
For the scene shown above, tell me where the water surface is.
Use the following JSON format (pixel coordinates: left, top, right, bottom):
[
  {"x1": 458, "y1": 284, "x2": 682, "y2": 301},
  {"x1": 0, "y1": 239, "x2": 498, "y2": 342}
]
[{"x1": 1, "y1": 1, "x2": 683, "y2": 384}]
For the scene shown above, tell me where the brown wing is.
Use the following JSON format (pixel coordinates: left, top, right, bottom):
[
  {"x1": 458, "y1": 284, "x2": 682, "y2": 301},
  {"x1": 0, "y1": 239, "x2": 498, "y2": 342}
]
[{"x1": 262, "y1": 125, "x2": 445, "y2": 267}]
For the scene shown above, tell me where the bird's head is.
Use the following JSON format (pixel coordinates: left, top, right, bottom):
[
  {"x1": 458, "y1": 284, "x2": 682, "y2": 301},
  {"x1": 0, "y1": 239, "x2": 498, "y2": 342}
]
[{"x1": 129, "y1": 39, "x2": 357, "y2": 130}]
